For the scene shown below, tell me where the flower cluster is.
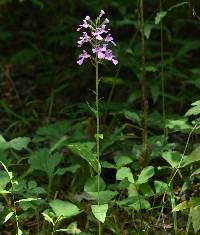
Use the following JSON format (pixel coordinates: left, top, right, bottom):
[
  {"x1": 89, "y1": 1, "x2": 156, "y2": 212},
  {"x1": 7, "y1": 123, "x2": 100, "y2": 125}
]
[{"x1": 77, "y1": 10, "x2": 118, "y2": 66}]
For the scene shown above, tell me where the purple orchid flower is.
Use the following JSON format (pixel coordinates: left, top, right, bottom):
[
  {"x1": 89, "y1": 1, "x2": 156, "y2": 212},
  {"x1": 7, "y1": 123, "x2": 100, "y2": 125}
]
[
  {"x1": 77, "y1": 10, "x2": 118, "y2": 65},
  {"x1": 77, "y1": 50, "x2": 90, "y2": 65}
]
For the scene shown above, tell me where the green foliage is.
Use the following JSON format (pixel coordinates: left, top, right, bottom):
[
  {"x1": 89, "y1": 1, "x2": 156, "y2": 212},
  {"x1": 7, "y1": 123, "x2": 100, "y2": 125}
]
[
  {"x1": 67, "y1": 143, "x2": 99, "y2": 173},
  {"x1": 49, "y1": 199, "x2": 80, "y2": 218},
  {"x1": 91, "y1": 204, "x2": 108, "y2": 223},
  {"x1": 0, "y1": 0, "x2": 199, "y2": 234}
]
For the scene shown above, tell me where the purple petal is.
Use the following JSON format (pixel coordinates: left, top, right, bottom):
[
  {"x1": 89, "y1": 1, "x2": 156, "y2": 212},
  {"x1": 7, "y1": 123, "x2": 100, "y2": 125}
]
[
  {"x1": 77, "y1": 58, "x2": 84, "y2": 65},
  {"x1": 98, "y1": 51, "x2": 105, "y2": 59},
  {"x1": 112, "y1": 59, "x2": 118, "y2": 65}
]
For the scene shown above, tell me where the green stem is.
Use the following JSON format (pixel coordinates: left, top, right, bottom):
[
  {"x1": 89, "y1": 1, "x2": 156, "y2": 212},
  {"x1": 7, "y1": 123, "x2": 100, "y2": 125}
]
[
  {"x1": 170, "y1": 185, "x2": 178, "y2": 235},
  {"x1": 160, "y1": 0, "x2": 167, "y2": 142},
  {"x1": 48, "y1": 176, "x2": 53, "y2": 201},
  {"x1": 95, "y1": 58, "x2": 101, "y2": 235}
]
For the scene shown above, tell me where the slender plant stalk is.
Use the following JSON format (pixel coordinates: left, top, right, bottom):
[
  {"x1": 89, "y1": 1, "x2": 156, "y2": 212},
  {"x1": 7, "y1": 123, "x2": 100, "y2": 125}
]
[
  {"x1": 160, "y1": 0, "x2": 167, "y2": 142},
  {"x1": 139, "y1": 0, "x2": 148, "y2": 167},
  {"x1": 170, "y1": 185, "x2": 178, "y2": 235},
  {"x1": 47, "y1": 176, "x2": 53, "y2": 201},
  {"x1": 95, "y1": 58, "x2": 101, "y2": 235}
]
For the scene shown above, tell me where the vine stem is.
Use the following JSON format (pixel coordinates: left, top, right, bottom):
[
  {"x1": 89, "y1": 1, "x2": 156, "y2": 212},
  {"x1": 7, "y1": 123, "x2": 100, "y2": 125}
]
[
  {"x1": 140, "y1": 0, "x2": 148, "y2": 167},
  {"x1": 95, "y1": 58, "x2": 101, "y2": 235}
]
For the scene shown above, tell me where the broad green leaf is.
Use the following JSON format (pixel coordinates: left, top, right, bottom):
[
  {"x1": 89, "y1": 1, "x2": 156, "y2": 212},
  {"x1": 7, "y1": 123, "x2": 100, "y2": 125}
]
[
  {"x1": 87, "y1": 190, "x2": 118, "y2": 204},
  {"x1": 50, "y1": 199, "x2": 80, "y2": 218},
  {"x1": 28, "y1": 149, "x2": 62, "y2": 177},
  {"x1": 185, "y1": 104, "x2": 200, "y2": 117},
  {"x1": 117, "y1": 196, "x2": 150, "y2": 211},
  {"x1": 8, "y1": 137, "x2": 30, "y2": 150},
  {"x1": 129, "y1": 197, "x2": 151, "y2": 211},
  {"x1": 0, "y1": 135, "x2": 7, "y2": 150},
  {"x1": 173, "y1": 201, "x2": 189, "y2": 212},
  {"x1": 122, "y1": 110, "x2": 140, "y2": 124},
  {"x1": 114, "y1": 155, "x2": 133, "y2": 169},
  {"x1": 116, "y1": 167, "x2": 135, "y2": 183},
  {"x1": 0, "y1": 171, "x2": 10, "y2": 190},
  {"x1": 139, "y1": 183, "x2": 154, "y2": 197},
  {"x1": 128, "y1": 183, "x2": 139, "y2": 197},
  {"x1": 3, "y1": 211, "x2": 14, "y2": 223},
  {"x1": 183, "y1": 146, "x2": 200, "y2": 166},
  {"x1": 101, "y1": 161, "x2": 116, "y2": 169},
  {"x1": 144, "y1": 24, "x2": 152, "y2": 39},
  {"x1": 154, "y1": 180, "x2": 170, "y2": 195},
  {"x1": 84, "y1": 175, "x2": 106, "y2": 192},
  {"x1": 17, "y1": 228, "x2": 23, "y2": 235},
  {"x1": 68, "y1": 143, "x2": 99, "y2": 173},
  {"x1": 190, "y1": 205, "x2": 200, "y2": 233},
  {"x1": 191, "y1": 100, "x2": 200, "y2": 106},
  {"x1": 189, "y1": 197, "x2": 200, "y2": 208},
  {"x1": 166, "y1": 119, "x2": 191, "y2": 132},
  {"x1": 35, "y1": 121, "x2": 72, "y2": 142},
  {"x1": 91, "y1": 204, "x2": 108, "y2": 223},
  {"x1": 162, "y1": 151, "x2": 183, "y2": 168},
  {"x1": 155, "y1": 11, "x2": 167, "y2": 24},
  {"x1": 136, "y1": 166, "x2": 154, "y2": 184},
  {"x1": 42, "y1": 212, "x2": 54, "y2": 224}
]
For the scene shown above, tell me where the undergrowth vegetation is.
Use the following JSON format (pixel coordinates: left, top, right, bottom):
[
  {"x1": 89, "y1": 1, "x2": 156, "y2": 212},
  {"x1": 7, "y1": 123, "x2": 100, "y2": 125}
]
[{"x1": 0, "y1": 0, "x2": 200, "y2": 234}]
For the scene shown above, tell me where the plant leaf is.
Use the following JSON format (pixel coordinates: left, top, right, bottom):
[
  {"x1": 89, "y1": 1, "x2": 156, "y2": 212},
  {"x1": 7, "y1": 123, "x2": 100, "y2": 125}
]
[
  {"x1": 162, "y1": 151, "x2": 183, "y2": 168},
  {"x1": 91, "y1": 204, "x2": 108, "y2": 223},
  {"x1": 42, "y1": 212, "x2": 54, "y2": 224},
  {"x1": 183, "y1": 146, "x2": 200, "y2": 166},
  {"x1": 50, "y1": 199, "x2": 80, "y2": 218},
  {"x1": 116, "y1": 167, "x2": 135, "y2": 183},
  {"x1": 190, "y1": 205, "x2": 200, "y2": 233},
  {"x1": 3, "y1": 211, "x2": 14, "y2": 223},
  {"x1": 28, "y1": 149, "x2": 62, "y2": 177},
  {"x1": 84, "y1": 175, "x2": 106, "y2": 192},
  {"x1": 155, "y1": 11, "x2": 167, "y2": 24},
  {"x1": 68, "y1": 143, "x2": 99, "y2": 173},
  {"x1": 8, "y1": 137, "x2": 30, "y2": 150},
  {"x1": 136, "y1": 166, "x2": 154, "y2": 184}
]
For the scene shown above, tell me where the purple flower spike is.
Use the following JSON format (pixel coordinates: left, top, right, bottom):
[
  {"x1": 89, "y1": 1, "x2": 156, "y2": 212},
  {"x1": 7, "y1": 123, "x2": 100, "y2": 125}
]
[
  {"x1": 77, "y1": 50, "x2": 91, "y2": 65},
  {"x1": 77, "y1": 10, "x2": 118, "y2": 66}
]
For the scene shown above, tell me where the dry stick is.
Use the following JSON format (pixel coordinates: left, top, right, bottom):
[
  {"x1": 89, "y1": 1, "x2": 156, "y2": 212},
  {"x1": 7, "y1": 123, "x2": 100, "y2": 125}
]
[{"x1": 140, "y1": 0, "x2": 149, "y2": 167}]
